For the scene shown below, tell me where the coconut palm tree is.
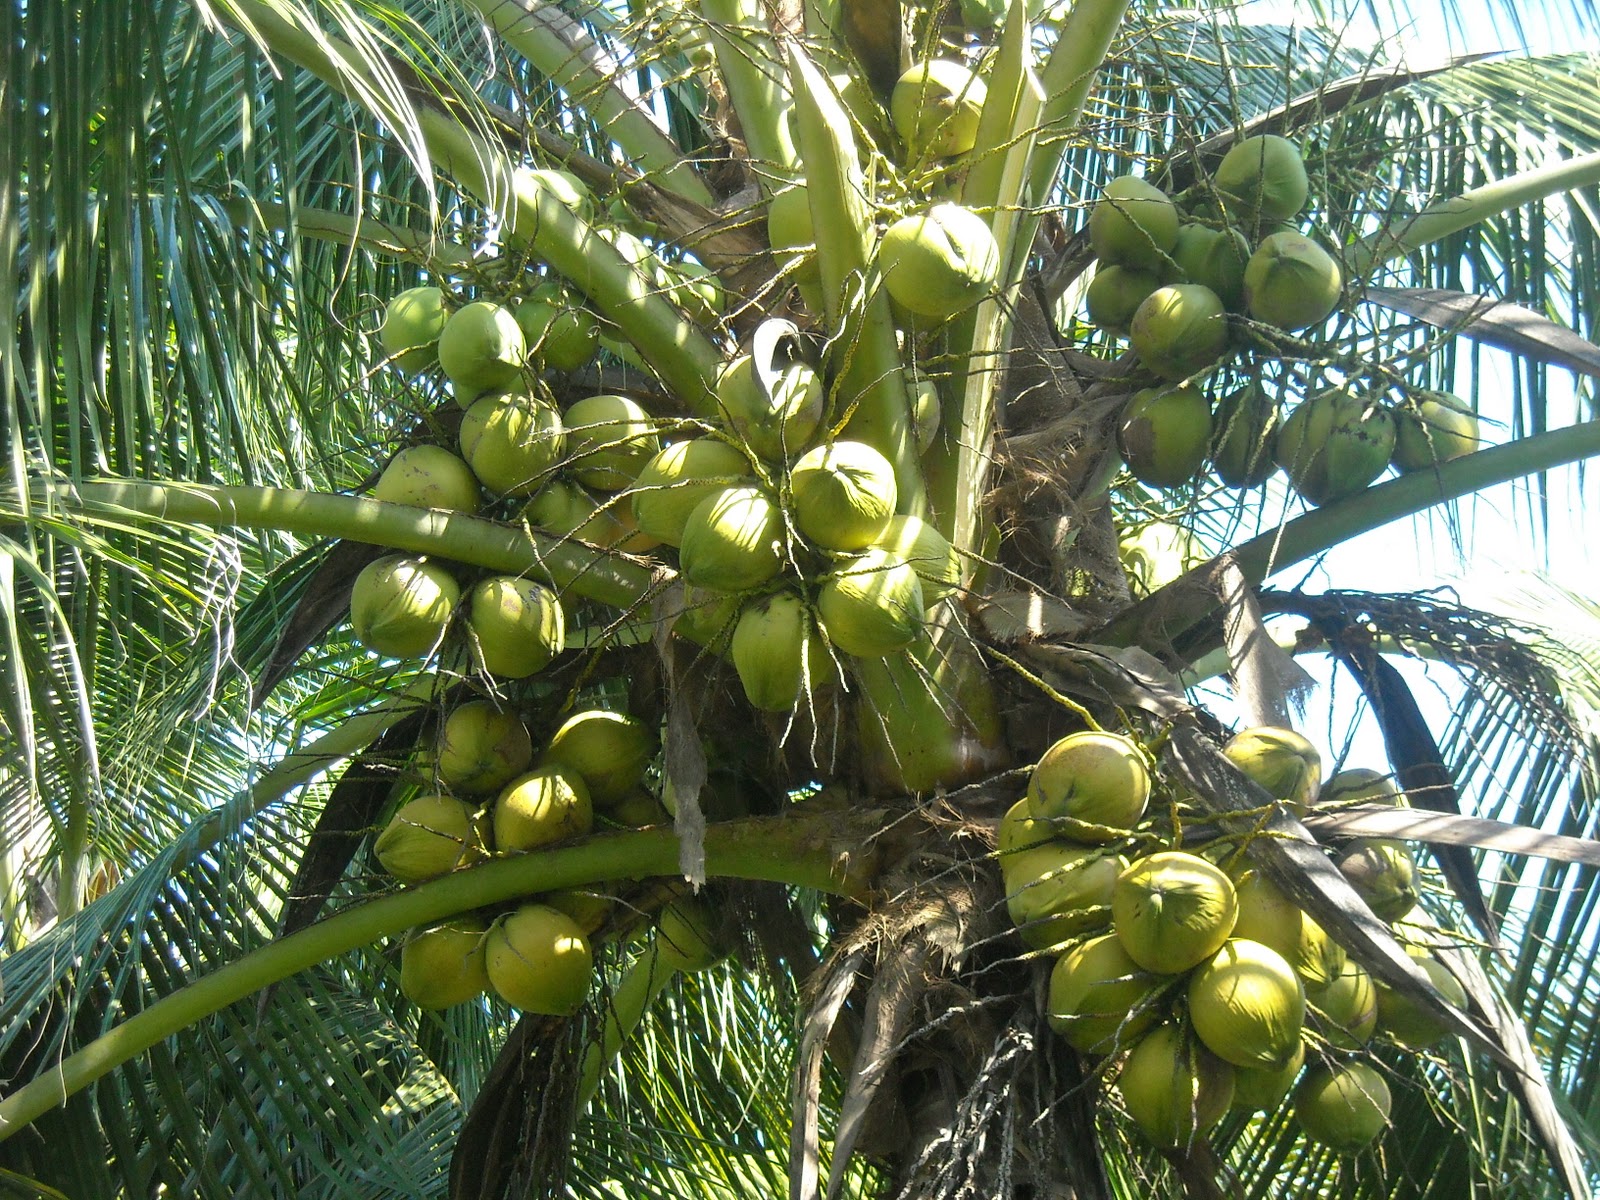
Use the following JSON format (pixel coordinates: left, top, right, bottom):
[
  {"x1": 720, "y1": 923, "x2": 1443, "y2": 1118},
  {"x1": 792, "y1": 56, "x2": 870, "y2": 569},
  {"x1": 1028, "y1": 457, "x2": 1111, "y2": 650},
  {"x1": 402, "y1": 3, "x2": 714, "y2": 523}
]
[{"x1": 2, "y1": 0, "x2": 1600, "y2": 1194}]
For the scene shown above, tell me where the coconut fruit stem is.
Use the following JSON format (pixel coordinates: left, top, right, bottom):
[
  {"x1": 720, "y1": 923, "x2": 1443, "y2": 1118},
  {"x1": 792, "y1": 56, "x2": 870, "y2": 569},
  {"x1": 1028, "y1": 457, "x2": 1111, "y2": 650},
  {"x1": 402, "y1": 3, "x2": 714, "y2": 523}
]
[{"x1": 575, "y1": 940, "x2": 678, "y2": 1109}]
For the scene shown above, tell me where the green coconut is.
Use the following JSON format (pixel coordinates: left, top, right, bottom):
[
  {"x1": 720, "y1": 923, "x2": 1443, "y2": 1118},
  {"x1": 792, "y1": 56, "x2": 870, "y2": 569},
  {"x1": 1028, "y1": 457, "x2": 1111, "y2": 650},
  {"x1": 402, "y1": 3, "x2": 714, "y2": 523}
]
[
  {"x1": 1113, "y1": 851, "x2": 1239, "y2": 975},
  {"x1": 380, "y1": 285, "x2": 448, "y2": 374},
  {"x1": 375, "y1": 793, "x2": 480, "y2": 884},
  {"x1": 436, "y1": 700, "x2": 534, "y2": 794},
  {"x1": 525, "y1": 479, "x2": 656, "y2": 552},
  {"x1": 542, "y1": 710, "x2": 656, "y2": 810},
  {"x1": 1215, "y1": 135, "x2": 1310, "y2": 223},
  {"x1": 1243, "y1": 232, "x2": 1343, "y2": 331},
  {"x1": 879, "y1": 204, "x2": 1001, "y2": 321},
  {"x1": 768, "y1": 185, "x2": 820, "y2": 286},
  {"x1": 1308, "y1": 957, "x2": 1378, "y2": 1049},
  {"x1": 673, "y1": 585, "x2": 743, "y2": 648},
  {"x1": 869, "y1": 514, "x2": 961, "y2": 602},
  {"x1": 815, "y1": 548, "x2": 925, "y2": 659},
  {"x1": 1117, "y1": 384, "x2": 1213, "y2": 489},
  {"x1": 891, "y1": 59, "x2": 988, "y2": 161},
  {"x1": 1294, "y1": 1061, "x2": 1391, "y2": 1154},
  {"x1": 1171, "y1": 223, "x2": 1251, "y2": 310},
  {"x1": 1393, "y1": 392, "x2": 1482, "y2": 471},
  {"x1": 1118, "y1": 519, "x2": 1205, "y2": 598},
  {"x1": 350, "y1": 555, "x2": 459, "y2": 659},
  {"x1": 1232, "y1": 868, "x2": 1346, "y2": 987},
  {"x1": 466, "y1": 576, "x2": 565, "y2": 679},
  {"x1": 485, "y1": 903, "x2": 594, "y2": 1014},
  {"x1": 715, "y1": 355, "x2": 825, "y2": 463},
  {"x1": 1025, "y1": 731, "x2": 1151, "y2": 841},
  {"x1": 678, "y1": 485, "x2": 786, "y2": 593},
  {"x1": 997, "y1": 797, "x2": 1055, "y2": 860},
  {"x1": 375, "y1": 444, "x2": 481, "y2": 514},
  {"x1": 1085, "y1": 265, "x2": 1162, "y2": 332},
  {"x1": 657, "y1": 896, "x2": 729, "y2": 972},
  {"x1": 400, "y1": 918, "x2": 490, "y2": 1010},
  {"x1": 458, "y1": 387, "x2": 566, "y2": 497},
  {"x1": 493, "y1": 763, "x2": 593, "y2": 852},
  {"x1": 1187, "y1": 938, "x2": 1306, "y2": 1069},
  {"x1": 959, "y1": 0, "x2": 1006, "y2": 30},
  {"x1": 1223, "y1": 725, "x2": 1322, "y2": 813},
  {"x1": 1117, "y1": 1025, "x2": 1236, "y2": 1150},
  {"x1": 1375, "y1": 956, "x2": 1468, "y2": 1049},
  {"x1": 513, "y1": 281, "x2": 599, "y2": 372},
  {"x1": 1005, "y1": 843, "x2": 1126, "y2": 949},
  {"x1": 668, "y1": 255, "x2": 724, "y2": 325},
  {"x1": 1322, "y1": 767, "x2": 1404, "y2": 809},
  {"x1": 631, "y1": 438, "x2": 752, "y2": 546},
  {"x1": 1088, "y1": 176, "x2": 1181, "y2": 271},
  {"x1": 542, "y1": 887, "x2": 615, "y2": 930},
  {"x1": 1046, "y1": 933, "x2": 1166, "y2": 1055},
  {"x1": 1232, "y1": 1040, "x2": 1305, "y2": 1112},
  {"x1": 790, "y1": 440, "x2": 898, "y2": 551},
  {"x1": 1210, "y1": 381, "x2": 1280, "y2": 488},
  {"x1": 730, "y1": 591, "x2": 832, "y2": 712},
  {"x1": 563, "y1": 394, "x2": 660, "y2": 491},
  {"x1": 910, "y1": 377, "x2": 942, "y2": 453},
  {"x1": 1336, "y1": 838, "x2": 1419, "y2": 921},
  {"x1": 1129, "y1": 284, "x2": 1230, "y2": 381},
  {"x1": 1275, "y1": 389, "x2": 1396, "y2": 506},
  {"x1": 438, "y1": 300, "x2": 527, "y2": 396}
]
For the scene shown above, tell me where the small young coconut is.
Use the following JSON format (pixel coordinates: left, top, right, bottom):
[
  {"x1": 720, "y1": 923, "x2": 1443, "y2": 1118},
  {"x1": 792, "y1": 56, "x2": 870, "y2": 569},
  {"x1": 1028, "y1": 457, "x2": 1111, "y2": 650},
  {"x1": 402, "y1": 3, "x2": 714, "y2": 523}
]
[
  {"x1": 1392, "y1": 392, "x2": 1482, "y2": 471},
  {"x1": 542, "y1": 710, "x2": 657, "y2": 810},
  {"x1": 869, "y1": 514, "x2": 961, "y2": 602},
  {"x1": 1215, "y1": 134, "x2": 1310, "y2": 223},
  {"x1": 1026, "y1": 731, "x2": 1151, "y2": 841},
  {"x1": 485, "y1": 903, "x2": 594, "y2": 1014},
  {"x1": 996, "y1": 797, "x2": 1054, "y2": 860},
  {"x1": 436, "y1": 700, "x2": 534, "y2": 794},
  {"x1": 379, "y1": 285, "x2": 447, "y2": 374},
  {"x1": 790, "y1": 440, "x2": 898, "y2": 551},
  {"x1": 768, "y1": 184, "x2": 820, "y2": 286},
  {"x1": 1223, "y1": 726, "x2": 1322, "y2": 812},
  {"x1": 1232, "y1": 868, "x2": 1346, "y2": 987},
  {"x1": 1117, "y1": 384, "x2": 1213, "y2": 489},
  {"x1": 437, "y1": 300, "x2": 527, "y2": 396},
  {"x1": 400, "y1": 918, "x2": 490, "y2": 1010},
  {"x1": 1209, "y1": 381, "x2": 1280, "y2": 489},
  {"x1": 672, "y1": 585, "x2": 743, "y2": 649},
  {"x1": 1088, "y1": 176, "x2": 1181, "y2": 271},
  {"x1": 1322, "y1": 767, "x2": 1405, "y2": 809},
  {"x1": 1375, "y1": 956, "x2": 1468, "y2": 1049},
  {"x1": 350, "y1": 555, "x2": 459, "y2": 659},
  {"x1": 1004, "y1": 843, "x2": 1127, "y2": 950},
  {"x1": 1187, "y1": 938, "x2": 1307, "y2": 1069},
  {"x1": 731, "y1": 591, "x2": 832, "y2": 713},
  {"x1": 1231, "y1": 1040, "x2": 1306, "y2": 1113},
  {"x1": 657, "y1": 896, "x2": 729, "y2": 972},
  {"x1": 815, "y1": 548, "x2": 926, "y2": 659},
  {"x1": 1336, "y1": 838, "x2": 1419, "y2": 921},
  {"x1": 493, "y1": 763, "x2": 593, "y2": 852},
  {"x1": 890, "y1": 59, "x2": 988, "y2": 161},
  {"x1": 1086, "y1": 265, "x2": 1163, "y2": 332},
  {"x1": 1113, "y1": 851, "x2": 1239, "y2": 975},
  {"x1": 513, "y1": 281, "x2": 599, "y2": 373},
  {"x1": 631, "y1": 438, "x2": 752, "y2": 546},
  {"x1": 1117, "y1": 1025, "x2": 1236, "y2": 1151},
  {"x1": 1275, "y1": 388, "x2": 1397, "y2": 507},
  {"x1": 458, "y1": 387, "x2": 566, "y2": 497},
  {"x1": 466, "y1": 576, "x2": 565, "y2": 679},
  {"x1": 1294, "y1": 1060, "x2": 1391, "y2": 1154},
  {"x1": 879, "y1": 204, "x2": 1001, "y2": 322},
  {"x1": 715, "y1": 355, "x2": 825, "y2": 463},
  {"x1": 375, "y1": 794, "x2": 481, "y2": 884},
  {"x1": 1046, "y1": 933, "x2": 1166, "y2": 1055},
  {"x1": 1129, "y1": 284, "x2": 1230, "y2": 381},
  {"x1": 1307, "y1": 957, "x2": 1378, "y2": 1049},
  {"x1": 563, "y1": 394, "x2": 660, "y2": 491},
  {"x1": 375, "y1": 444, "x2": 481, "y2": 514},
  {"x1": 909, "y1": 377, "x2": 943, "y2": 453},
  {"x1": 677, "y1": 485, "x2": 786, "y2": 593},
  {"x1": 1171, "y1": 223, "x2": 1251, "y2": 310},
  {"x1": 668, "y1": 254, "x2": 725, "y2": 325},
  {"x1": 1243, "y1": 232, "x2": 1342, "y2": 332}
]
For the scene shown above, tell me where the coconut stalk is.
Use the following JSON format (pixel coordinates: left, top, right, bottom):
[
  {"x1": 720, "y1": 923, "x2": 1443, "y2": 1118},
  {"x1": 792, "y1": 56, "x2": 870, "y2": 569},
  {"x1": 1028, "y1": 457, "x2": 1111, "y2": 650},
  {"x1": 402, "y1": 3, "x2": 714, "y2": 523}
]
[{"x1": 575, "y1": 940, "x2": 678, "y2": 1109}]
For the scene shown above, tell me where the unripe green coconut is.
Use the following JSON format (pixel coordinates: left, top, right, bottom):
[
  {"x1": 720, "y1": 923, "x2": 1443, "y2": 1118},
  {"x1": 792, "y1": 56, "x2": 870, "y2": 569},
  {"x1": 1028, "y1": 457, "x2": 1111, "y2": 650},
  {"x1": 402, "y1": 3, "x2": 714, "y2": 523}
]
[
  {"x1": 1026, "y1": 731, "x2": 1151, "y2": 841},
  {"x1": 1294, "y1": 1060, "x2": 1390, "y2": 1154},
  {"x1": 493, "y1": 764, "x2": 593, "y2": 852},
  {"x1": 350, "y1": 555, "x2": 459, "y2": 659},
  {"x1": 1393, "y1": 392, "x2": 1481, "y2": 471},
  {"x1": 731, "y1": 591, "x2": 831, "y2": 712},
  {"x1": 1232, "y1": 868, "x2": 1345, "y2": 987},
  {"x1": 790, "y1": 440, "x2": 898, "y2": 551},
  {"x1": 1188, "y1": 938, "x2": 1306, "y2": 1069},
  {"x1": 466, "y1": 576, "x2": 565, "y2": 679},
  {"x1": 1243, "y1": 232, "x2": 1342, "y2": 331},
  {"x1": 1172, "y1": 223, "x2": 1251, "y2": 310},
  {"x1": 563, "y1": 394, "x2": 660, "y2": 491},
  {"x1": 1088, "y1": 176, "x2": 1181, "y2": 271},
  {"x1": 658, "y1": 896, "x2": 728, "y2": 972},
  {"x1": 668, "y1": 255, "x2": 724, "y2": 325},
  {"x1": 1322, "y1": 767, "x2": 1404, "y2": 808},
  {"x1": 1004, "y1": 843, "x2": 1126, "y2": 950},
  {"x1": 459, "y1": 387, "x2": 566, "y2": 497},
  {"x1": 542, "y1": 710, "x2": 656, "y2": 810},
  {"x1": 375, "y1": 794, "x2": 480, "y2": 884},
  {"x1": 1215, "y1": 135, "x2": 1310, "y2": 222},
  {"x1": 632, "y1": 438, "x2": 752, "y2": 546},
  {"x1": 1129, "y1": 284, "x2": 1230, "y2": 381},
  {"x1": 485, "y1": 903, "x2": 593, "y2": 1014},
  {"x1": 610, "y1": 788, "x2": 671, "y2": 827},
  {"x1": 879, "y1": 204, "x2": 1001, "y2": 321},
  {"x1": 525, "y1": 480, "x2": 656, "y2": 552},
  {"x1": 1210, "y1": 381, "x2": 1280, "y2": 489},
  {"x1": 1336, "y1": 838, "x2": 1419, "y2": 921},
  {"x1": 715, "y1": 355, "x2": 824, "y2": 463},
  {"x1": 673, "y1": 585, "x2": 742, "y2": 648},
  {"x1": 1113, "y1": 851, "x2": 1239, "y2": 974},
  {"x1": 960, "y1": 0, "x2": 1006, "y2": 30},
  {"x1": 1086, "y1": 265, "x2": 1163, "y2": 332},
  {"x1": 400, "y1": 918, "x2": 490, "y2": 1010},
  {"x1": 1223, "y1": 725, "x2": 1322, "y2": 812},
  {"x1": 815, "y1": 548, "x2": 926, "y2": 658},
  {"x1": 1046, "y1": 933, "x2": 1166, "y2": 1055},
  {"x1": 1231, "y1": 1040, "x2": 1305, "y2": 1112},
  {"x1": 438, "y1": 300, "x2": 527, "y2": 396},
  {"x1": 513, "y1": 282, "x2": 599, "y2": 373},
  {"x1": 375, "y1": 444, "x2": 481, "y2": 514},
  {"x1": 1117, "y1": 384, "x2": 1213, "y2": 488},
  {"x1": 437, "y1": 701, "x2": 534, "y2": 794},
  {"x1": 769, "y1": 185, "x2": 820, "y2": 285},
  {"x1": 1275, "y1": 388, "x2": 1397, "y2": 506},
  {"x1": 909, "y1": 377, "x2": 943, "y2": 453},
  {"x1": 380, "y1": 285, "x2": 447, "y2": 374},
  {"x1": 1117, "y1": 1025, "x2": 1236, "y2": 1150},
  {"x1": 678, "y1": 485, "x2": 786, "y2": 592},
  {"x1": 891, "y1": 59, "x2": 987, "y2": 161},
  {"x1": 996, "y1": 797, "x2": 1054, "y2": 860},
  {"x1": 1375, "y1": 956, "x2": 1467, "y2": 1049},
  {"x1": 542, "y1": 887, "x2": 614, "y2": 930},
  {"x1": 1118, "y1": 519, "x2": 1204, "y2": 598},
  {"x1": 1308, "y1": 957, "x2": 1378, "y2": 1049},
  {"x1": 870, "y1": 514, "x2": 961, "y2": 601}
]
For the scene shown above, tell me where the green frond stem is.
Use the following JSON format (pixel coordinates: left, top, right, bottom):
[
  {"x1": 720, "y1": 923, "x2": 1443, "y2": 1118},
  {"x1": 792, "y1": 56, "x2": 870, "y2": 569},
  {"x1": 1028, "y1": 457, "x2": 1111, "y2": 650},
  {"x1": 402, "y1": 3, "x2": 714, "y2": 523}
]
[
  {"x1": 1029, "y1": 0, "x2": 1135, "y2": 206},
  {"x1": 1347, "y1": 150, "x2": 1600, "y2": 278},
  {"x1": 575, "y1": 940, "x2": 677, "y2": 1110},
  {"x1": 1096, "y1": 419, "x2": 1600, "y2": 654},
  {"x1": 701, "y1": 0, "x2": 794, "y2": 177},
  {"x1": 0, "y1": 807, "x2": 880, "y2": 1143},
  {"x1": 220, "y1": 200, "x2": 474, "y2": 271},
  {"x1": 45, "y1": 481, "x2": 656, "y2": 612}
]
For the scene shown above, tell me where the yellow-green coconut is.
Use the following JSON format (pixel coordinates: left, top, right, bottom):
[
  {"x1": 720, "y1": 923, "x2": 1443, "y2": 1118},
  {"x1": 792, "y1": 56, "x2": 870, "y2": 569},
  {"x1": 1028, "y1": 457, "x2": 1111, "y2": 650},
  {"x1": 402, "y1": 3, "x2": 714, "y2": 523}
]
[
  {"x1": 1187, "y1": 938, "x2": 1306, "y2": 1069},
  {"x1": 1046, "y1": 933, "x2": 1166, "y2": 1055},
  {"x1": 350, "y1": 555, "x2": 459, "y2": 659},
  {"x1": 493, "y1": 764, "x2": 593, "y2": 852},
  {"x1": 466, "y1": 576, "x2": 565, "y2": 679},
  {"x1": 400, "y1": 918, "x2": 490, "y2": 1010},
  {"x1": 436, "y1": 700, "x2": 534, "y2": 794},
  {"x1": 485, "y1": 904, "x2": 593, "y2": 1014},
  {"x1": 1112, "y1": 851, "x2": 1238, "y2": 974}
]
